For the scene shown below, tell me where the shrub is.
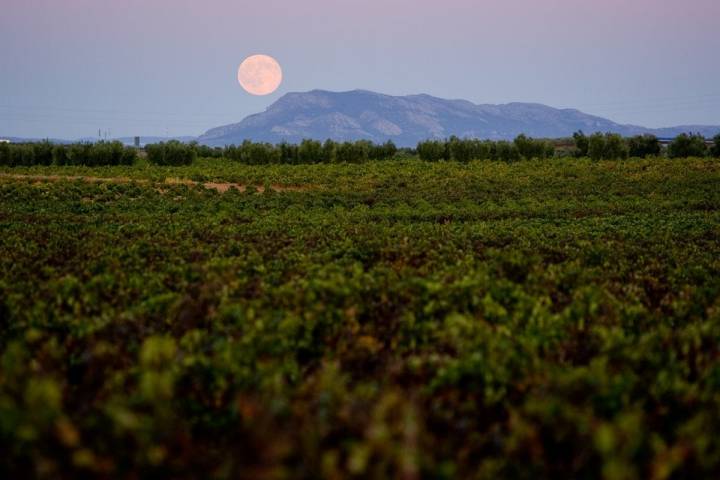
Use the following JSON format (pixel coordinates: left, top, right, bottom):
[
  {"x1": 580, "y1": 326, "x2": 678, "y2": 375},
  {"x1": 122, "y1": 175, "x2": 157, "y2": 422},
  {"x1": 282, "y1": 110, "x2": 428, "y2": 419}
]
[
  {"x1": 0, "y1": 142, "x2": 9, "y2": 166},
  {"x1": 513, "y1": 134, "x2": 554, "y2": 160},
  {"x1": 573, "y1": 131, "x2": 589, "y2": 157},
  {"x1": 298, "y1": 139, "x2": 323, "y2": 164},
  {"x1": 588, "y1": 133, "x2": 629, "y2": 160},
  {"x1": 279, "y1": 142, "x2": 300, "y2": 164},
  {"x1": 190, "y1": 142, "x2": 223, "y2": 159},
  {"x1": 65, "y1": 144, "x2": 90, "y2": 165},
  {"x1": 604, "y1": 133, "x2": 629, "y2": 160},
  {"x1": 336, "y1": 141, "x2": 369, "y2": 163},
  {"x1": 668, "y1": 133, "x2": 707, "y2": 158},
  {"x1": 7, "y1": 145, "x2": 37, "y2": 166},
  {"x1": 369, "y1": 140, "x2": 397, "y2": 161},
  {"x1": 32, "y1": 141, "x2": 54, "y2": 166},
  {"x1": 89, "y1": 141, "x2": 136, "y2": 166},
  {"x1": 52, "y1": 145, "x2": 69, "y2": 165},
  {"x1": 417, "y1": 140, "x2": 447, "y2": 162},
  {"x1": 447, "y1": 136, "x2": 474, "y2": 162},
  {"x1": 146, "y1": 141, "x2": 196, "y2": 166},
  {"x1": 322, "y1": 140, "x2": 337, "y2": 163},
  {"x1": 627, "y1": 134, "x2": 661, "y2": 158},
  {"x1": 493, "y1": 141, "x2": 520, "y2": 162},
  {"x1": 709, "y1": 134, "x2": 720, "y2": 158}
]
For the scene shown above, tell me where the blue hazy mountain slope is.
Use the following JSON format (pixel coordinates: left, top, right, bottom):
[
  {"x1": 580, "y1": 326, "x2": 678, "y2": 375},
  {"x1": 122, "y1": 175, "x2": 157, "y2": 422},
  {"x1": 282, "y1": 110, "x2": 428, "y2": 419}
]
[{"x1": 198, "y1": 90, "x2": 720, "y2": 147}]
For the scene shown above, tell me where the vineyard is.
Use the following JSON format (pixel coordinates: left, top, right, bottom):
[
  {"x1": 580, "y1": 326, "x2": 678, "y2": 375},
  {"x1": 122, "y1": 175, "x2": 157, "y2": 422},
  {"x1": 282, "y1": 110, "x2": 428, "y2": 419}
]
[{"x1": 1, "y1": 157, "x2": 720, "y2": 478}]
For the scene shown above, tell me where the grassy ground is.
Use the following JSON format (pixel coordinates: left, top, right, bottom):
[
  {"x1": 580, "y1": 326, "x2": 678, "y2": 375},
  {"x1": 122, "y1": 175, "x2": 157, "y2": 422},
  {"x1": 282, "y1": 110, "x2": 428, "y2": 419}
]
[{"x1": 1, "y1": 158, "x2": 719, "y2": 479}]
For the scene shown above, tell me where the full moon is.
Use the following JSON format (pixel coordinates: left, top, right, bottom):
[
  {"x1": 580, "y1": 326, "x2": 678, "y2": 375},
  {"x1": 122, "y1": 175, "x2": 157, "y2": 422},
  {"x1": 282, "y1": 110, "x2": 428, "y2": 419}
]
[{"x1": 237, "y1": 54, "x2": 283, "y2": 96}]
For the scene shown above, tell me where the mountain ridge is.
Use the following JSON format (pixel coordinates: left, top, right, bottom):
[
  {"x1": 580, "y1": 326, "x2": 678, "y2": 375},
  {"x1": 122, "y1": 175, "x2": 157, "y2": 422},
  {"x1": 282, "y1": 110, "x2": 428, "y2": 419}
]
[{"x1": 198, "y1": 89, "x2": 720, "y2": 147}]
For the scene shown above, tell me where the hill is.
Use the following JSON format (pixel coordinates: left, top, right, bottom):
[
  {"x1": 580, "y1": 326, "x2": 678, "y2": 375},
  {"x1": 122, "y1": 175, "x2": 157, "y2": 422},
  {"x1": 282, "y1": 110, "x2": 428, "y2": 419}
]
[{"x1": 198, "y1": 89, "x2": 720, "y2": 147}]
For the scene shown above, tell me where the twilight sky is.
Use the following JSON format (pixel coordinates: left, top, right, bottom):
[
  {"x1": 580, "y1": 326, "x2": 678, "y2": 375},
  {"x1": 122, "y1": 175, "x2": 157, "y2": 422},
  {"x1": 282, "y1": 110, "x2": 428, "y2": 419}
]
[{"x1": 1, "y1": 0, "x2": 719, "y2": 139}]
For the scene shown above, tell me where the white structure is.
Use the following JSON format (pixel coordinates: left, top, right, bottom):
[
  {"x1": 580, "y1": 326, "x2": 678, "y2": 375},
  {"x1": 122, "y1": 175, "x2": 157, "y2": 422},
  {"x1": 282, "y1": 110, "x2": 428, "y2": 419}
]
[{"x1": 0, "y1": 139, "x2": 10, "y2": 144}]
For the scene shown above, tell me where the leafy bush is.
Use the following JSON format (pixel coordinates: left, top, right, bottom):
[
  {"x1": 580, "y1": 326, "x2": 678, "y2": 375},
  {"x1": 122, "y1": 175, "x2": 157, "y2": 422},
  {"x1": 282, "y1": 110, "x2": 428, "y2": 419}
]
[
  {"x1": 491, "y1": 140, "x2": 516, "y2": 162},
  {"x1": 573, "y1": 130, "x2": 590, "y2": 157},
  {"x1": 588, "y1": 133, "x2": 629, "y2": 160},
  {"x1": 221, "y1": 139, "x2": 396, "y2": 165},
  {"x1": 369, "y1": 140, "x2": 397, "y2": 160},
  {"x1": 146, "y1": 140, "x2": 196, "y2": 166},
  {"x1": 336, "y1": 141, "x2": 369, "y2": 163},
  {"x1": 0, "y1": 158, "x2": 719, "y2": 477},
  {"x1": 32, "y1": 141, "x2": 54, "y2": 166},
  {"x1": 712, "y1": 134, "x2": 720, "y2": 158},
  {"x1": 417, "y1": 139, "x2": 447, "y2": 161},
  {"x1": 513, "y1": 134, "x2": 555, "y2": 160},
  {"x1": 417, "y1": 135, "x2": 550, "y2": 163},
  {"x1": 0, "y1": 143, "x2": 32, "y2": 166},
  {"x1": 668, "y1": 133, "x2": 708, "y2": 158},
  {"x1": 627, "y1": 134, "x2": 661, "y2": 158},
  {"x1": 0, "y1": 141, "x2": 136, "y2": 166},
  {"x1": 298, "y1": 139, "x2": 323, "y2": 164},
  {"x1": 190, "y1": 141, "x2": 224, "y2": 159}
]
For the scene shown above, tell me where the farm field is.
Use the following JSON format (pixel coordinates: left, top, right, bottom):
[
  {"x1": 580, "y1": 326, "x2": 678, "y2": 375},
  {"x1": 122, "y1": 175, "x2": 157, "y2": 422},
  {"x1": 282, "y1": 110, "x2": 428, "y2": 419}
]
[{"x1": 1, "y1": 157, "x2": 720, "y2": 478}]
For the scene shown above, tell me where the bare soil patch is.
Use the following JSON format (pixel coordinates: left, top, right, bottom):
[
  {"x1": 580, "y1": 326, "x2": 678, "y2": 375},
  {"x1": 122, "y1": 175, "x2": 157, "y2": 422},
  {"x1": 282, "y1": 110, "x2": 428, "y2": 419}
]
[{"x1": 0, "y1": 173, "x2": 316, "y2": 194}]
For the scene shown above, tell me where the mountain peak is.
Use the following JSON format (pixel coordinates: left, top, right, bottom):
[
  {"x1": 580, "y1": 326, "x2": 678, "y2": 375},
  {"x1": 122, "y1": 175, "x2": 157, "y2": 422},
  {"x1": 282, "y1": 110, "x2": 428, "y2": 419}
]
[{"x1": 199, "y1": 90, "x2": 720, "y2": 147}]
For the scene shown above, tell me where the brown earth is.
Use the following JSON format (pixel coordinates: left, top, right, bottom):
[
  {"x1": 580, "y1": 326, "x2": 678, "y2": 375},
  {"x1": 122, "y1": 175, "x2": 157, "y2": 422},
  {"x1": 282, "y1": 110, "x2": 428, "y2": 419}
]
[{"x1": 0, "y1": 173, "x2": 316, "y2": 193}]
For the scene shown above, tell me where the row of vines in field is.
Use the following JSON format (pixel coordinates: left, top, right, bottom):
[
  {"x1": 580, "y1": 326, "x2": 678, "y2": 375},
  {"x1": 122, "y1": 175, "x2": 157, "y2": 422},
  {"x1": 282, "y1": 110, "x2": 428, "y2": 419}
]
[{"x1": 1, "y1": 159, "x2": 719, "y2": 478}]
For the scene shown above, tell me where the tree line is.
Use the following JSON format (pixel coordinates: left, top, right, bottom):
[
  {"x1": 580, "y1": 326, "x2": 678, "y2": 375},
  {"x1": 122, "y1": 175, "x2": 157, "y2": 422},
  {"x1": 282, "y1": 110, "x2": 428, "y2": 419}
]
[
  {"x1": 417, "y1": 135, "x2": 556, "y2": 162},
  {"x1": 572, "y1": 131, "x2": 718, "y2": 160},
  {"x1": 0, "y1": 141, "x2": 137, "y2": 167},
  {"x1": 1, "y1": 134, "x2": 718, "y2": 167},
  {"x1": 222, "y1": 139, "x2": 399, "y2": 164}
]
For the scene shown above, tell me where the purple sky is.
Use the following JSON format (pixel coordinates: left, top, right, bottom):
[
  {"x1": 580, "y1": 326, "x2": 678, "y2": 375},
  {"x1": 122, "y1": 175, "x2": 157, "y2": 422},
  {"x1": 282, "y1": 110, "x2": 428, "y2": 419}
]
[{"x1": 1, "y1": 0, "x2": 719, "y2": 139}]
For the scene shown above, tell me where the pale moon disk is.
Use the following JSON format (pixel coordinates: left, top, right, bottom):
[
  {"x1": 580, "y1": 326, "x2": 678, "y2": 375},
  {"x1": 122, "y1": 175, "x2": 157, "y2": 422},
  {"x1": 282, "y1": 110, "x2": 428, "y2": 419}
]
[{"x1": 237, "y1": 54, "x2": 283, "y2": 95}]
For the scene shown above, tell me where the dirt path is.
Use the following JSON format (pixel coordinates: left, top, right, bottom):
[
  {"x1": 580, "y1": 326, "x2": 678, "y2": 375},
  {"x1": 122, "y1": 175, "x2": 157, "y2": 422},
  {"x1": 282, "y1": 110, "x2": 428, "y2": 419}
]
[{"x1": 0, "y1": 173, "x2": 316, "y2": 193}]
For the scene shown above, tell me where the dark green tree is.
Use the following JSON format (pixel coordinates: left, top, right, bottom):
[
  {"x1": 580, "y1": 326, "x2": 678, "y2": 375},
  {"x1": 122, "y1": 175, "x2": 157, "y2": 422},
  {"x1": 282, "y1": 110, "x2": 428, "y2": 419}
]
[
  {"x1": 298, "y1": 139, "x2": 323, "y2": 164},
  {"x1": 146, "y1": 140, "x2": 196, "y2": 166},
  {"x1": 322, "y1": 140, "x2": 337, "y2": 163},
  {"x1": 627, "y1": 135, "x2": 661, "y2": 158},
  {"x1": 709, "y1": 134, "x2": 720, "y2": 158},
  {"x1": 588, "y1": 133, "x2": 628, "y2": 160},
  {"x1": 514, "y1": 134, "x2": 554, "y2": 160},
  {"x1": 417, "y1": 140, "x2": 447, "y2": 162},
  {"x1": 573, "y1": 131, "x2": 589, "y2": 157},
  {"x1": 668, "y1": 133, "x2": 707, "y2": 158}
]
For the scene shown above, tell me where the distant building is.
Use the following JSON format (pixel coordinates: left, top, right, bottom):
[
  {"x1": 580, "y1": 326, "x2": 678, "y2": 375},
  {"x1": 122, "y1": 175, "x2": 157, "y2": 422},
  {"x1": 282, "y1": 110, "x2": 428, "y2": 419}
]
[
  {"x1": 0, "y1": 139, "x2": 10, "y2": 144},
  {"x1": 134, "y1": 136, "x2": 140, "y2": 148}
]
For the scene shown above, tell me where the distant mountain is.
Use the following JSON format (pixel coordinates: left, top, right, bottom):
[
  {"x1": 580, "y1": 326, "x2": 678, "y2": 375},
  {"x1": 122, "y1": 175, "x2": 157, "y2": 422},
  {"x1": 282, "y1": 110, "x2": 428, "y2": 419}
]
[
  {"x1": 0, "y1": 136, "x2": 75, "y2": 144},
  {"x1": 113, "y1": 136, "x2": 197, "y2": 147},
  {"x1": 0, "y1": 136, "x2": 197, "y2": 146},
  {"x1": 77, "y1": 136, "x2": 196, "y2": 146},
  {"x1": 198, "y1": 89, "x2": 720, "y2": 147}
]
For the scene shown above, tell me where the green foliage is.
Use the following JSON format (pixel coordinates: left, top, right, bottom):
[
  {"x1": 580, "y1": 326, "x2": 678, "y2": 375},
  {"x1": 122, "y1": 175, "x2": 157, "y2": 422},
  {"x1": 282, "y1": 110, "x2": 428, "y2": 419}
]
[
  {"x1": 298, "y1": 139, "x2": 323, "y2": 164},
  {"x1": 668, "y1": 133, "x2": 708, "y2": 158},
  {"x1": 627, "y1": 134, "x2": 661, "y2": 158},
  {"x1": 513, "y1": 134, "x2": 555, "y2": 159},
  {"x1": 336, "y1": 141, "x2": 369, "y2": 163},
  {"x1": 1, "y1": 158, "x2": 719, "y2": 477},
  {"x1": 190, "y1": 141, "x2": 224, "y2": 159},
  {"x1": 146, "y1": 140, "x2": 196, "y2": 165},
  {"x1": 712, "y1": 134, "x2": 720, "y2": 158},
  {"x1": 573, "y1": 130, "x2": 590, "y2": 157},
  {"x1": 588, "y1": 132, "x2": 629, "y2": 160},
  {"x1": 369, "y1": 140, "x2": 397, "y2": 160},
  {"x1": 0, "y1": 141, "x2": 135, "y2": 167},
  {"x1": 417, "y1": 136, "x2": 538, "y2": 163},
  {"x1": 417, "y1": 139, "x2": 447, "y2": 161},
  {"x1": 32, "y1": 141, "x2": 54, "y2": 166},
  {"x1": 222, "y1": 139, "x2": 393, "y2": 164}
]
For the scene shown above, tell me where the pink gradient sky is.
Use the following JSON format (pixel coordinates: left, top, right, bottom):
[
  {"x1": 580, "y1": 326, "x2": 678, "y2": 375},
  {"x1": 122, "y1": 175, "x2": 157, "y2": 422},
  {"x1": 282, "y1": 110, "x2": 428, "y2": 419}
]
[{"x1": 1, "y1": 0, "x2": 718, "y2": 138}]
